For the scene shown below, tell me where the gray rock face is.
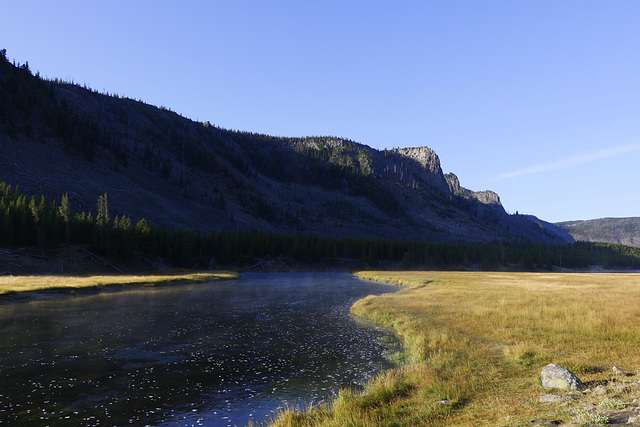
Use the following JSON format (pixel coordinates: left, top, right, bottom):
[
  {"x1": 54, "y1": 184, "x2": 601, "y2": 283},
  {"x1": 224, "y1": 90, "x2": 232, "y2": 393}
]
[
  {"x1": 390, "y1": 146, "x2": 449, "y2": 192},
  {"x1": 541, "y1": 364, "x2": 585, "y2": 390},
  {"x1": 394, "y1": 146, "x2": 442, "y2": 175},
  {"x1": 473, "y1": 190, "x2": 501, "y2": 205},
  {"x1": 444, "y1": 173, "x2": 502, "y2": 206},
  {"x1": 445, "y1": 172, "x2": 462, "y2": 194}
]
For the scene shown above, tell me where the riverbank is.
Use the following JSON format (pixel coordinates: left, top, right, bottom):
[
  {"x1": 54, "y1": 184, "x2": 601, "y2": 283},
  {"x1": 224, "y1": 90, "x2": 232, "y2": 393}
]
[
  {"x1": 270, "y1": 271, "x2": 640, "y2": 426},
  {"x1": 0, "y1": 270, "x2": 239, "y2": 300}
]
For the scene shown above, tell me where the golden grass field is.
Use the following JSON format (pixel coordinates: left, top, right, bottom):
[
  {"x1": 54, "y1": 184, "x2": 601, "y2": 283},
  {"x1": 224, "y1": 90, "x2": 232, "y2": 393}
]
[
  {"x1": 0, "y1": 270, "x2": 239, "y2": 296},
  {"x1": 271, "y1": 271, "x2": 640, "y2": 426}
]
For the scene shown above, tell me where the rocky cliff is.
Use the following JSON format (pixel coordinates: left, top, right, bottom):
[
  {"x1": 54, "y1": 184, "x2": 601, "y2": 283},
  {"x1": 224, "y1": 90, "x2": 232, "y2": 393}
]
[{"x1": 445, "y1": 173, "x2": 501, "y2": 206}]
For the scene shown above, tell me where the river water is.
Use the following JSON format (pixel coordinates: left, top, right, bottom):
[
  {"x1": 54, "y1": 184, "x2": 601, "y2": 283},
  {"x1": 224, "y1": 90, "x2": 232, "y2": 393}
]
[{"x1": 0, "y1": 272, "x2": 400, "y2": 426}]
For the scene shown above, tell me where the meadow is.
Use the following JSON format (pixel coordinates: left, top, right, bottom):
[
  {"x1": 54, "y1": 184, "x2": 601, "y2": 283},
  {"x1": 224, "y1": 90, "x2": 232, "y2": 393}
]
[
  {"x1": 0, "y1": 270, "x2": 239, "y2": 296},
  {"x1": 271, "y1": 271, "x2": 640, "y2": 426}
]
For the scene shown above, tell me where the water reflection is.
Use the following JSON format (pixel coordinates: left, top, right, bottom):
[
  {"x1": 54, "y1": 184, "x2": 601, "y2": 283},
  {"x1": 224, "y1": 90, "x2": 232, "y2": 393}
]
[{"x1": 0, "y1": 272, "x2": 400, "y2": 426}]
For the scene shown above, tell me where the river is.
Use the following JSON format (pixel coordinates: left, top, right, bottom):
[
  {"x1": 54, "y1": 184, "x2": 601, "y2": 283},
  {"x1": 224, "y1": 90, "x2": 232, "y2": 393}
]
[{"x1": 0, "y1": 272, "x2": 400, "y2": 426}]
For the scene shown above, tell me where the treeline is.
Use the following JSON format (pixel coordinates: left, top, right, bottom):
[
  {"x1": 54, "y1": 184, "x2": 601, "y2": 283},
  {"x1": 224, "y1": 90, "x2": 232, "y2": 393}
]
[
  {"x1": 2, "y1": 182, "x2": 640, "y2": 271},
  {"x1": 0, "y1": 183, "x2": 154, "y2": 260}
]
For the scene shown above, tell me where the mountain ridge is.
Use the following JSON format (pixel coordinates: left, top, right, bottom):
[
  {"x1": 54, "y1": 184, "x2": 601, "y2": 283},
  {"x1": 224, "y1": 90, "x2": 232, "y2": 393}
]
[
  {"x1": 0, "y1": 49, "x2": 569, "y2": 244},
  {"x1": 557, "y1": 217, "x2": 640, "y2": 248}
]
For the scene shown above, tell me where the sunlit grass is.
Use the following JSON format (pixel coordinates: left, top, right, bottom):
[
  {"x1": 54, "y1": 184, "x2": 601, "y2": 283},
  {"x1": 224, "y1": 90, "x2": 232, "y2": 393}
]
[
  {"x1": 0, "y1": 270, "x2": 239, "y2": 295},
  {"x1": 270, "y1": 271, "x2": 640, "y2": 426}
]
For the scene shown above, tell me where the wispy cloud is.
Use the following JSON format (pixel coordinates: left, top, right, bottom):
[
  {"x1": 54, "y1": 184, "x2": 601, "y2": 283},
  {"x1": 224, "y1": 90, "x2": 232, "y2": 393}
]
[{"x1": 491, "y1": 143, "x2": 640, "y2": 181}]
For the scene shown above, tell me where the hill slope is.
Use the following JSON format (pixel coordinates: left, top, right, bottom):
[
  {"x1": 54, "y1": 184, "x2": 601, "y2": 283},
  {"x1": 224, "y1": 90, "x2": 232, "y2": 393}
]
[
  {"x1": 558, "y1": 217, "x2": 640, "y2": 248},
  {"x1": 0, "y1": 49, "x2": 570, "y2": 244}
]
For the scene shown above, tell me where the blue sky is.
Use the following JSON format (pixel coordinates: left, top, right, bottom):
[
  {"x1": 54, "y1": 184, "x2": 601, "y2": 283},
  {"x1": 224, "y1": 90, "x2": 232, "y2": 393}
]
[{"x1": 2, "y1": 1, "x2": 639, "y2": 222}]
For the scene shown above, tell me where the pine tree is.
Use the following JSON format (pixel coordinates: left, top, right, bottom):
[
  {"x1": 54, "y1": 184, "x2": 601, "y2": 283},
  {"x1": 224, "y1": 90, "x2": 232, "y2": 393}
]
[
  {"x1": 0, "y1": 207, "x2": 14, "y2": 246},
  {"x1": 134, "y1": 218, "x2": 153, "y2": 255},
  {"x1": 58, "y1": 193, "x2": 71, "y2": 247},
  {"x1": 29, "y1": 196, "x2": 45, "y2": 253},
  {"x1": 96, "y1": 193, "x2": 109, "y2": 248},
  {"x1": 118, "y1": 215, "x2": 132, "y2": 231}
]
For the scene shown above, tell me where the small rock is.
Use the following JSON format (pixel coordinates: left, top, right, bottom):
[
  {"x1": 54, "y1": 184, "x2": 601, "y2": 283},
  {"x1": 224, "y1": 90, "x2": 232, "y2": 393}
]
[
  {"x1": 568, "y1": 390, "x2": 583, "y2": 396},
  {"x1": 628, "y1": 415, "x2": 639, "y2": 424},
  {"x1": 539, "y1": 394, "x2": 576, "y2": 403},
  {"x1": 541, "y1": 363, "x2": 585, "y2": 390}
]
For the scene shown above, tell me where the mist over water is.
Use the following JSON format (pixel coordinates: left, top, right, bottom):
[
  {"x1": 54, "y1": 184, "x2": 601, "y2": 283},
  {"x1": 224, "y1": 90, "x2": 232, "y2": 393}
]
[{"x1": 0, "y1": 272, "x2": 400, "y2": 426}]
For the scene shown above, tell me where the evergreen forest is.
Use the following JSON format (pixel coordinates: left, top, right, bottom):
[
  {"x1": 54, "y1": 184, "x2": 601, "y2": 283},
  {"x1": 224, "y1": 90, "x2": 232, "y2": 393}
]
[{"x1": 2, "y1": 182, "x2": 640, "y2": 271}]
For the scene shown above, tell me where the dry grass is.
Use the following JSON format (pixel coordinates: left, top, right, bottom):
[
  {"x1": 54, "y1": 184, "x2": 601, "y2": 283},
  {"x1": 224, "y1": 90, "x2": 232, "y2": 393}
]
[
  {"x1": 271, "y1": 271, "x2": 640, "y2": 426},
  {"x1": 0, "y1": 270, "x2": 239, "y2": 295}
]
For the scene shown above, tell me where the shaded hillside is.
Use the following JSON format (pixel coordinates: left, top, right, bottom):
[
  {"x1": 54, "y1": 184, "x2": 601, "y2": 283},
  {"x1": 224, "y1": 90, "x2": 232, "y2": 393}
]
[
  {"x1": 1, "y1": 182, "x2": 637, "y2": 274},
  {"x1": 558, "y1": 217, "x2": 640, "y2": 248},
  {"x1": 0, "y1": 49, "x2": 569, "y2": 244}
]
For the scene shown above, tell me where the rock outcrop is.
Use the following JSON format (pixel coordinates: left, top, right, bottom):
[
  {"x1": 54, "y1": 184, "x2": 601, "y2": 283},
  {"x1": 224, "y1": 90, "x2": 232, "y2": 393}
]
[
  {"x1": 541, "y1": 363, "x2": 585, "y2": 390},
  {"x1": 389, "y1": 146, "x2": 449, "y2": 192},
  {"x1": 445, "y1": 173, "x2": 501, "y2": 206},
  {"x1": 394, "y1": 146, "x2": 443, "y2": 175},
  {"x1": 473, "y1": 190, "x2": 501, "y2": 205}
]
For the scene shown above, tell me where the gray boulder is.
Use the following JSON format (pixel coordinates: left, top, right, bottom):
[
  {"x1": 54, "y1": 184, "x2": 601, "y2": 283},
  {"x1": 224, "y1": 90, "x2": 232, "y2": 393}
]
[{"x1": 541, "y1": 363, "x2": 585, "y2": 390}]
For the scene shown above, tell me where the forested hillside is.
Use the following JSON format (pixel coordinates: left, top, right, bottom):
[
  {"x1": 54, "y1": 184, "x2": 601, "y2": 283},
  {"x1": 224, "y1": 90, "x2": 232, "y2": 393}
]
[
  {"x1": 0, "y1": 49, "x2": 571, "y2": 248},
  {"x1": 558, "y1": 217, "x2": 640, "y2": 248},
  {"x1": 2, "y1": 182, "x2": 639, "y2": 273}
]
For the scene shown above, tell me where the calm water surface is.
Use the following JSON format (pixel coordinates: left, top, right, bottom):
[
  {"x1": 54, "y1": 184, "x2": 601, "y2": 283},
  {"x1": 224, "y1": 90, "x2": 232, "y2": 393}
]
[{"x1": 0, "y1": 272, "x2": 400, "y2": 426}]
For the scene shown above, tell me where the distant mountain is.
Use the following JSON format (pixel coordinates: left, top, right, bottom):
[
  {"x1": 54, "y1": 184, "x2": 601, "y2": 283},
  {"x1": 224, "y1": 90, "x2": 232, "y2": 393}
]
[
  {"x1": 557, "y1": 218, "x2": 640, "y2": 248},
  {"x1": 0, "y1": 49, "x2": 570, "y2": 244}
]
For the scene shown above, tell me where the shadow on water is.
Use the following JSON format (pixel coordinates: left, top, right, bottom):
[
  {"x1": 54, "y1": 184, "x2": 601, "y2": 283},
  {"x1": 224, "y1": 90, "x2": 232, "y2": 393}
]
[{"x1": 0, "y1": 272, "x2": 401, "y2": 426}]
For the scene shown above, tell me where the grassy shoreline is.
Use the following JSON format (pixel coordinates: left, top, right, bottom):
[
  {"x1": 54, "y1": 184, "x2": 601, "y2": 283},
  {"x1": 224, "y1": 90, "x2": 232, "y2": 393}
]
[
  {"x1": 271, "y1": 270, "x2": 640, "y2": 426},
  {"x1": 0, "y1": 270, "x2": 240, "y2": 298}
]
